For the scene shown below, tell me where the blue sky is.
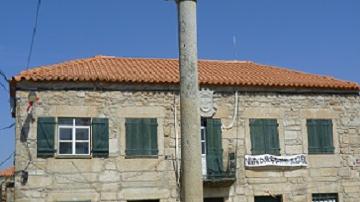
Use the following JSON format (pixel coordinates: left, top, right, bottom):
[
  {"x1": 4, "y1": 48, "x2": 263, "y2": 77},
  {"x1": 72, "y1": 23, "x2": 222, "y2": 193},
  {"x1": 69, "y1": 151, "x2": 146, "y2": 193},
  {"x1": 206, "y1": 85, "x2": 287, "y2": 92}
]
[{"x1": 0, "y1": 0, "x2": 359, "y2": 169}]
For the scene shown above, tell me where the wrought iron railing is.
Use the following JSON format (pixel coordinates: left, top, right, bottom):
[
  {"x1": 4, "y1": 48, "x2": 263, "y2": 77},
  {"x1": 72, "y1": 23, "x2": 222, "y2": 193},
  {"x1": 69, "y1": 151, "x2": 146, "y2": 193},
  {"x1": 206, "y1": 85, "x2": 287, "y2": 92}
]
[{"x1": 204, "y1": 152, "x2": 236, "y2": 186}]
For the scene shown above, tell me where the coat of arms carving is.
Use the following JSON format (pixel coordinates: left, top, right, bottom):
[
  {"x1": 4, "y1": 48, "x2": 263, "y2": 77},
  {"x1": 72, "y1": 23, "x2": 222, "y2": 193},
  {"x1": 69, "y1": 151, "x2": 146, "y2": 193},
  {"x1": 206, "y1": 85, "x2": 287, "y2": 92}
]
[{"x1": 199, "y1": 89, "x2": 216, "y2": 117}]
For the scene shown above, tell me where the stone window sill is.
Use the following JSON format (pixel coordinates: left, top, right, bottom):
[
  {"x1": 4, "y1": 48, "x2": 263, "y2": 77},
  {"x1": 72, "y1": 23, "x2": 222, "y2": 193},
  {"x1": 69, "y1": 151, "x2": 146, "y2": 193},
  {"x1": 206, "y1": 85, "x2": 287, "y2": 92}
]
[
  {"x1": 308, "y1": 153, "x2": 335, "y2": 155},
  {"x1": 125, "y1": 155, "x2": 159, "y2": 159},
  {"x1": 55, "y1": 155, "x2": 92, "y2": 159}
]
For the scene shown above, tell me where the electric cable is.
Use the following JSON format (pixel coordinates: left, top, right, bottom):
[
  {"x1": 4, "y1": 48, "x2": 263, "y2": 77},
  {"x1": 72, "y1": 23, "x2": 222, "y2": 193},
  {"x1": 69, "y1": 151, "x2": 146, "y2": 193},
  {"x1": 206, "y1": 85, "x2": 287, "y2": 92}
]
[
  {"x1": 0, "y1": 123, "x2": 15, "y2": 131},
  {"x1": 26, "y1": 0, "x2": 42, "y2": 69},
  {"x1": 0, "y1": 69, "x2": 8, "y2": 92},
  {"x1": 0, "y1": 151, "x2": 14, "y2": 168},
  {"x1": 0, "y1": 81, "x2": 6, "y2": 92}
]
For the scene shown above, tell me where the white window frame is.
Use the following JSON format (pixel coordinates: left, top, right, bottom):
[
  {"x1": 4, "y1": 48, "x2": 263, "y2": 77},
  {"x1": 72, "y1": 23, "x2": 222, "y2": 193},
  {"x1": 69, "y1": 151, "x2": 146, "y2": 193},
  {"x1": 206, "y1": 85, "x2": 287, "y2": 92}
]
[
  {"x1": 58, "y1": 118, "x2": 91, "y2": 156},
  {"x1": 201, "y1": 122, "x2": 207, "y2": 176},
  {"x1": 201, "y1": 125, "x2": 207, "y2": 156}
]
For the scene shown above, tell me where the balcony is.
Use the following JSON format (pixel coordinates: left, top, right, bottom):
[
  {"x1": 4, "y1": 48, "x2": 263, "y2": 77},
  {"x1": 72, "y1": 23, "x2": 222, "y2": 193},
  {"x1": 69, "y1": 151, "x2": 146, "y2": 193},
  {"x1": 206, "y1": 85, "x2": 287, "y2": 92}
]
[{"x1": 203, "y1": 152, "x2": 236, "y2": 187}]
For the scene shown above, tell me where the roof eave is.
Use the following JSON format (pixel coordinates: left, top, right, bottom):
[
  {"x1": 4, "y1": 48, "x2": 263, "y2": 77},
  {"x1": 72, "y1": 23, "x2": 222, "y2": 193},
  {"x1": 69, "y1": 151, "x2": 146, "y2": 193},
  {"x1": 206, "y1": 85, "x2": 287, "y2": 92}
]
[{"x1": 11, "y1": 80, "x2": 360, "y2": 95}]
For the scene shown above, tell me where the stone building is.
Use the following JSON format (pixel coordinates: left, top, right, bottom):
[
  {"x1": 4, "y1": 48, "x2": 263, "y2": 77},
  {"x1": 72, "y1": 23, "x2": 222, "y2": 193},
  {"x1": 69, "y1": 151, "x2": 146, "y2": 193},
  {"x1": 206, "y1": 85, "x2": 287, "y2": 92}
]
[
  {"x1": 0, "y1": 166, "x2": 15, "y2": 202},
  {"x1": 9, "y1": 56, "x2": 360, "y2": 202}
]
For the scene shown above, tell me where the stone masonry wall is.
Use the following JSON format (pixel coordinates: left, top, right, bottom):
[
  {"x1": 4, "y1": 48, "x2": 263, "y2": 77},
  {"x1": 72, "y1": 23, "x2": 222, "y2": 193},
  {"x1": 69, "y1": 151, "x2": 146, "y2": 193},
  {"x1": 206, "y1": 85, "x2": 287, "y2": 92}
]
[{"x1": 13, "y1": 88, "x2": 360, "y2": 202}]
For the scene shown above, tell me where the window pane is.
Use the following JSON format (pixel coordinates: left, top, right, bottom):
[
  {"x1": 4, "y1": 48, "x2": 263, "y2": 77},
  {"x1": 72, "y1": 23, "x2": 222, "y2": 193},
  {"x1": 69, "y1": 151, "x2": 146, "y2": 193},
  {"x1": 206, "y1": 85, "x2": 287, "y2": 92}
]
[
  {"x1": 58, "y1": 118, "x2": 73, "y2": 125},
  {"x1": 59, "y1": 142, "x2": 72, "y2": 154},
  {"x1": 75, "y1": 118, "x2": 91, "y2": 126},
  {"x1": 76, "y1": 128, "x2": 89, "y2": 140},
  {"x1": 201, "y1": 127, "x2": 206, "y2": 141},
  {"x1": 76, "y1": 142, "x2": 89, "y2": 154},
  {"x1": 201, "y1": 142, "x2": 206, "y2": 154},
  {"x1": 59, "y1": 128, "x2": 72, "y2": 140}
]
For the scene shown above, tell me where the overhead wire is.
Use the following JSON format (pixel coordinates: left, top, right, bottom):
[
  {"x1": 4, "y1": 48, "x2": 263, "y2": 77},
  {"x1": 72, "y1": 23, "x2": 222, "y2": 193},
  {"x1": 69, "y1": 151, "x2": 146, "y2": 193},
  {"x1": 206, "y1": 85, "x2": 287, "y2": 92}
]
[
  {"x1": 0, "y1": 81, "x2": 7, "y2": 93},
  {"x1": 0, "y1": 69, "x2": 8, "y2": 92},
  {"x1": 0, "y1": 123, "x2": 15, "y2": 131},
  {"x1": 0, "y1": 0, "x2": 43, "y2": 175},
  {"x1": 0, "y1": 151, "x2": 14, "y2": 168},
  {"x1": 0, "y1": 124, "x2": 15, "y2": 136},
  {"x1": 26, "y1": 0, "x2": 42, "y2": 69}
]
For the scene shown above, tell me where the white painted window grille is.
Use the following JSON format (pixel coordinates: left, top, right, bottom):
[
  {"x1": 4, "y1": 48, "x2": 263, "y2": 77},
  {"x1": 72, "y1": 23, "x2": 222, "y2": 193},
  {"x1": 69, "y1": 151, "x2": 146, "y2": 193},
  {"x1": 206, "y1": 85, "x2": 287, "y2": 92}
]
[
  {"x1": 58, "y1": 118, "x2": 91, "y2": 155},
  {"x1": 312, "y1": 193, "x2": 338, "y2": 202}
]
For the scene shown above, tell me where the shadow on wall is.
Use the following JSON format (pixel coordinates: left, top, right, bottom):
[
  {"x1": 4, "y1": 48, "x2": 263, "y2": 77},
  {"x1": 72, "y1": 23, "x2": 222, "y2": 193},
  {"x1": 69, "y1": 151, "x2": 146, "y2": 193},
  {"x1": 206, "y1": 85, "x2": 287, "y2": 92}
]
[
  {"x1": 20, "y1": 113, "x2": 34, "y2": 143},
  {"x1": 203, "y1": 187, "x2": 231, "y2": 202},
  {"x1": 19, "y1": 112, "x2": 34, "y2": 183}
]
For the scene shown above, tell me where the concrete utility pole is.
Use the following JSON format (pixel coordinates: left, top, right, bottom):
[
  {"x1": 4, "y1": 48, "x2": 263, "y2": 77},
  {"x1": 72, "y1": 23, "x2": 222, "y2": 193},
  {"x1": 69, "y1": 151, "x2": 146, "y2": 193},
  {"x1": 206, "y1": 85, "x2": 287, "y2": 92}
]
[{"x1": 177, "y1": 0, "x2": 203, "y2": 201}]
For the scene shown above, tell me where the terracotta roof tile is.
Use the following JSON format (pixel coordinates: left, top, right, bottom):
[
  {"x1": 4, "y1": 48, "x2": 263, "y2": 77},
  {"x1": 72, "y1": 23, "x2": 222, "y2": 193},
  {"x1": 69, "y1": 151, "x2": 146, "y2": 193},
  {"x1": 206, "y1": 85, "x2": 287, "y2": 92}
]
[
  {"x1": 0, "y1": 166, "x2": 15, "y2": 177},
  {"x1": 12, "y1": 56, "x2": 360, "y2": 91}
]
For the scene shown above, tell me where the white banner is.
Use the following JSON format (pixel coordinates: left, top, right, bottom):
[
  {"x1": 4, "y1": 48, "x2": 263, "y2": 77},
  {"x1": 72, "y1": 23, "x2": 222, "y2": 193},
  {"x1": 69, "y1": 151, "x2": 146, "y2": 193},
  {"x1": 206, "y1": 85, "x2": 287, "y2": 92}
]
[{"x1": 245, "y1": 154, "x2": 307, "y2": 167}]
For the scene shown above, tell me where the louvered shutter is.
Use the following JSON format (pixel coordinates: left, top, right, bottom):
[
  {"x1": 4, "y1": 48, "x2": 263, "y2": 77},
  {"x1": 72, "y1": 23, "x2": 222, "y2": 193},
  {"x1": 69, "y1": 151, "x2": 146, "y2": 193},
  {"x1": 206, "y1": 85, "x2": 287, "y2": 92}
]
[
  {"x1": 250, "y1": 119, "x2": 265, "y2": 155},
  {"x1": 308, "y1": 119, "x2": 334, "y2": 154},
  {"x1": 37, "y1": 117, "x2": 56, "y2": 157},
  {"x1": 126, "y1": 118, "x2": 142, "y2": 156},
  {"x1": 265, "y1": 119, "x2": 280, "y2": 155},
  {"x1": 307, "y1": 120, "x2": 320, "y2": 154},
  {"x1": 92, "y1": 118, "x2": 109, "y2": 157},
  {"x1": 206, "y1": 118, "x2": 223, "y2": 177},
  {"x1": 320, "y1": 120, "x2": 334, "y2": 153},
  {"x1": 143, "y1": 118, "x2": 158, "y2": 155}
]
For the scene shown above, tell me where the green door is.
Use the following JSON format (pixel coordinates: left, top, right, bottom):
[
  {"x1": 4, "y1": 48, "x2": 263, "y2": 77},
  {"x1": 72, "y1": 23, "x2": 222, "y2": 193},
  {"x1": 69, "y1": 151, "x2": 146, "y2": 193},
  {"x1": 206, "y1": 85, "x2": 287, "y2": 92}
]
[{"x1": 205, "y1": 119, "x2": 223, "y2": 177}]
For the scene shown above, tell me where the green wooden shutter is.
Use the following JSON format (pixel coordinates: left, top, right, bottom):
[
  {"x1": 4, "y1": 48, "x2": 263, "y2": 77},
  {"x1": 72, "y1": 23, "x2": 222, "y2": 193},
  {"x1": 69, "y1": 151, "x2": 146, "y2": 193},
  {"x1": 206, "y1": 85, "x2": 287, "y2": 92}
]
[
  {"x1": 309, "y1": 119, "x2": 334, "y2": 154},
  {"x1": 265, "y1": 119, "x2": 280, "y2": 155},
  {"x1": 143, "y1": 118, "x2": 158, "y2": 155},
  {"x1": 37, "y1": 117, "x2": 56, "y2": 157},
  {"x1": 206, "y1": 118, "x2": 223, "y2": 177},
  {"x1": 321, "y1": 120, "x2": 334, "y2": 153},
  {"x1": 126, "y1": 118, "x2": 142, "y2": 156},
  {"x1": 250, "y1": 119, "x2": 265, "y2": 155},
  {"x1": 307, "y1": 120, "x2": 318, "y2": 153},
  {"x1": 308, "y1": 119, "x2": 334, "y2": 154},
  {"x1": 250, "y1": 119, "x2": 279, "y2": 155},
  {"x1": 92, "y1": 118, "x2": 109, "y2": 157}
]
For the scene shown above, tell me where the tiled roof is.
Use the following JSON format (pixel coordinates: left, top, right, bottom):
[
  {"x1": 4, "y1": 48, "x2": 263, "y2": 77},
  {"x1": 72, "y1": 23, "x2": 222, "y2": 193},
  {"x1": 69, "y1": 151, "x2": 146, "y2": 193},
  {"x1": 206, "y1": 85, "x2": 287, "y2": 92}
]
[
  {"x1": 12, "y1": 56, "x2": 360, "y2": 91},
  {"x1": 0, "y1": 166, "x2": 15, "y2": 177}
]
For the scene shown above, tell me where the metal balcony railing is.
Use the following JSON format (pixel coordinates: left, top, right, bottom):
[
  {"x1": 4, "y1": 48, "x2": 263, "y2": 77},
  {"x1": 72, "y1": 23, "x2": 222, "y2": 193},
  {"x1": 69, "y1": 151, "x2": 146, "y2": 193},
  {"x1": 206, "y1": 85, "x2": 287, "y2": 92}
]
[{"x1": 203, "y1": 152, "x2": 236, "y2": 186}]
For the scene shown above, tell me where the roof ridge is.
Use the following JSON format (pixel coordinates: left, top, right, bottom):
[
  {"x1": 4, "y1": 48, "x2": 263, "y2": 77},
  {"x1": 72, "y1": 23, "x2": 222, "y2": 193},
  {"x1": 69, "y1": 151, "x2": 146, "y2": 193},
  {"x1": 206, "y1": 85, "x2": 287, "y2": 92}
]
[
  {"x1": 94, "y1": 55, "x2": 116, "y2": 58},
  {"x1": 253, "y1": 62, "x2": 359, "y2": 85},
  {"x1": 199, "y1": 59, "x2": 252, "y2": 63},
  {"x1": 75, "y1": 55, "x2": 254, "y2": 63},
  {"x1": 99, "y1": 55, "x2": 178, "y2": 61}
]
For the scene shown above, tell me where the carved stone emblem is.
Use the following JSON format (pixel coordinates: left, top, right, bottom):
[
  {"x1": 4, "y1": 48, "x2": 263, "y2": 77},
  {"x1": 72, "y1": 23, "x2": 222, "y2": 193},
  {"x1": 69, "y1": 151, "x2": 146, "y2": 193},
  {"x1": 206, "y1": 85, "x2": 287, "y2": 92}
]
[{"x1": 199, "y1": 89, "x2": 216, "y2": 117}]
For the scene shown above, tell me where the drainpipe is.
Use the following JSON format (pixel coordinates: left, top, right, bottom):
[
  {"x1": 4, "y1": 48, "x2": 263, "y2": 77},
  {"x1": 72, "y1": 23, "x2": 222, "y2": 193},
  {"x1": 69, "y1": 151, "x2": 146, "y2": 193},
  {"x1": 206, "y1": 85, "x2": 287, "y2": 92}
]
[{"x1": 173, "y1": 95, "x2": 180, "y2": 188}]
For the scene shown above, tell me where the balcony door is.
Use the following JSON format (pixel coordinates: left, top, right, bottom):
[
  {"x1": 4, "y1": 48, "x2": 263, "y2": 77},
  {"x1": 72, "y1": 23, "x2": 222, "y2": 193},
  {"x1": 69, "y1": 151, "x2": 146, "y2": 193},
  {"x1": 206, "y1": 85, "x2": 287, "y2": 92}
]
[{"x1": 201, "y1": 118, "x2": 223, "y2": 178}]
